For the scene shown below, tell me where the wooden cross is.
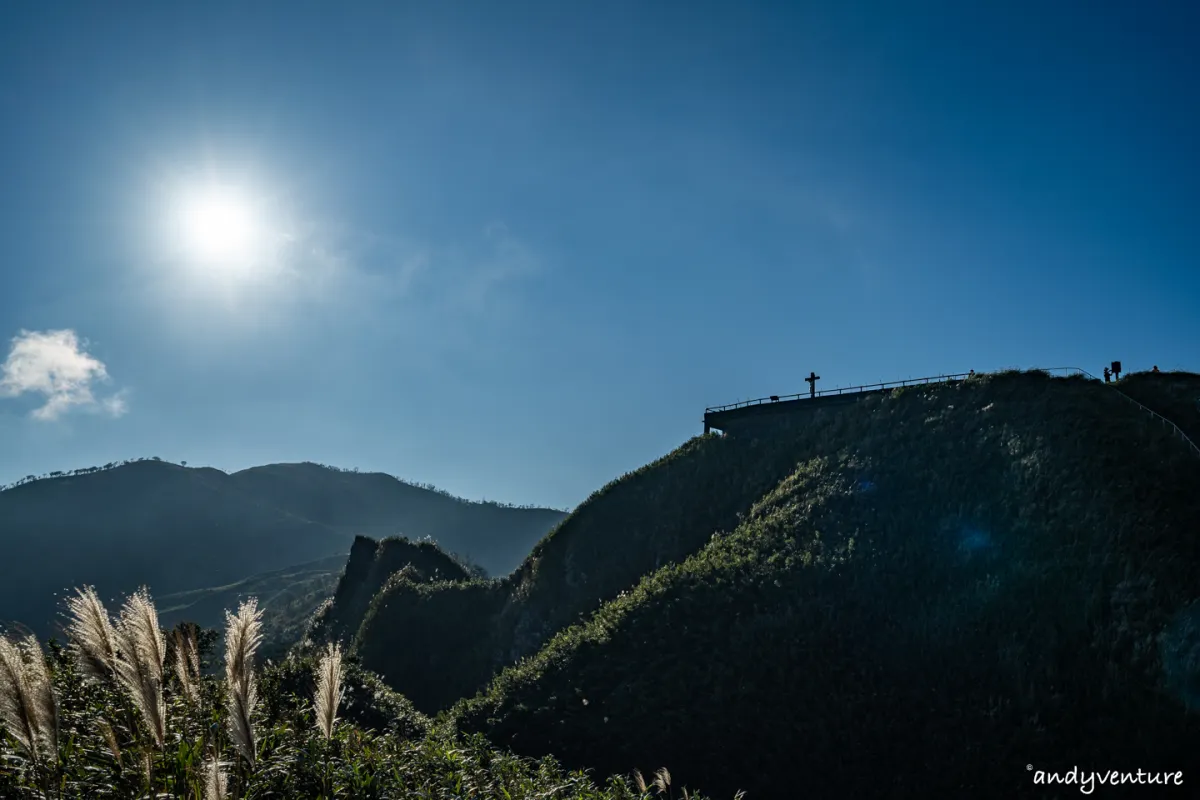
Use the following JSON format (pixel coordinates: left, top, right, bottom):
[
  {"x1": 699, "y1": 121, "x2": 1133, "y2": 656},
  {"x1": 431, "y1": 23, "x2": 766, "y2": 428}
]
[{"x1": 805, "y1": 371, "x2": 821, "y2": 398}]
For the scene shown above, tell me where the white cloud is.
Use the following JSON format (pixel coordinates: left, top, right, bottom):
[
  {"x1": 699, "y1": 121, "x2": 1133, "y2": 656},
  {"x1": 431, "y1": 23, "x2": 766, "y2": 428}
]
[
  {"x1": 98, "y1": 389, "x2": 131, "y2": 419},
  {"x1": 0, "y1": 329, "x2": 128, "y2": 421}
]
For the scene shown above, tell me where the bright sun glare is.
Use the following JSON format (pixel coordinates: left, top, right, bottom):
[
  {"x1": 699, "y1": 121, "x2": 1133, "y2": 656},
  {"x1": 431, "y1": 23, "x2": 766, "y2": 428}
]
[{"x1": 176, "y1": 185, "x2": 264, "y2": 268}]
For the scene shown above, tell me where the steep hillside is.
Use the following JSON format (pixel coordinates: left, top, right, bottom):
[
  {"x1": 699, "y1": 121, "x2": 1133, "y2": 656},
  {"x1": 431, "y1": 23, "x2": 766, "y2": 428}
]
[
  {"x1": 347, "y1": 426, "x2": 828, "y2": 713},
  {"x1": 230, "y1": 462, "x2": 567, "y2": 575},
  {"x1": 444, "y1": 371, "x2": 1200, "y2": 798},
  {"x1": 1117, "y1": 369, "x2": 1200, "y2": 443},
  {"x1": 306, "y1": 535, "x2": 472, "y2": 648}
]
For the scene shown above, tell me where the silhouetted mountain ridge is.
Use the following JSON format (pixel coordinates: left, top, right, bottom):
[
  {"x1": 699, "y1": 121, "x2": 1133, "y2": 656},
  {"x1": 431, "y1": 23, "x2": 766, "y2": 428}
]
[
  {"x1": 0, "y1": 459, "x2": 566, "y2": 641},
  {"x1": 229, "y1": 462, "x2": 567, "y2": 572}
]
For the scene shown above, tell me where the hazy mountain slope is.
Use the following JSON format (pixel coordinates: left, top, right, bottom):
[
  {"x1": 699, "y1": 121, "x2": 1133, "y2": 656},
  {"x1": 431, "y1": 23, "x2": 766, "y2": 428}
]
[
  {"x1": 229, "y1": 462, "x2": 567, "y2": 576},
  {"x1": 0, "y1": 460, "x2": 352, "y2": 639},
  {"x1": 449, "y1": 371, "x2": 1200, "y2": 798},
  {"x1": 156, "y1": 554, "x2": 346, "y2": 661},
  {"x1": 0, "y1": 460, "x2": 565, "y2": 643}
]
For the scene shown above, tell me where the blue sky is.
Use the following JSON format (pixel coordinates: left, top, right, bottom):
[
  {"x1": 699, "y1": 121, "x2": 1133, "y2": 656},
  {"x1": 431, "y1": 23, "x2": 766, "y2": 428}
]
[{"x1": 1, "y1": 1, "x2": 1197, "y2": 509}]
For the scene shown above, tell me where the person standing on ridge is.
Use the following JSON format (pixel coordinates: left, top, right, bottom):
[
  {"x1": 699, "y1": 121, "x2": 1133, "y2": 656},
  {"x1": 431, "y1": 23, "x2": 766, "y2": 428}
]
[{"x1": 1104, "y1": 366, "x2": 1111, "y2": 383}]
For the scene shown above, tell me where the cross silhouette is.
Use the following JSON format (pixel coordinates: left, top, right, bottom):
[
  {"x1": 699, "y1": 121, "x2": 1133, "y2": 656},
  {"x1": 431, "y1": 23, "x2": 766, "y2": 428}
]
[{"x1": 805, "y1": 371, "x2": 821, "y2": 398}]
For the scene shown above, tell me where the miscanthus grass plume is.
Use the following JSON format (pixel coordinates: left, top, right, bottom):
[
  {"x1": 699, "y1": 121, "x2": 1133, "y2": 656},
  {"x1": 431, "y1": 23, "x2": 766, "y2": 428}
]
[
  {"x1": 314, "y1": 641, "x2": 345, "y2": 739},
  {"x1": 204, "y1": 755, "x2": 228, "y2": 800},
  {"x1": 65, "y1": 585, "x2": 170, "y2": 751},
  {"x1": 224, "y1": 598, "x2": 263, "y2": 766},
  {"x1": 654, "y1": 768, "x2": 673, "y2": 794},
  {"x1": 0, "y1": 634, "x2": 58, "y2": 766},
  {"x1": 173, "y1": 625, "x2": 201, "y2": 704},
  {"x1": 64, "y1": 585, "x2": 118, "y2": 681},
  {"x1": 112, "y1": 588, "x2": 167, "y2": 748}
]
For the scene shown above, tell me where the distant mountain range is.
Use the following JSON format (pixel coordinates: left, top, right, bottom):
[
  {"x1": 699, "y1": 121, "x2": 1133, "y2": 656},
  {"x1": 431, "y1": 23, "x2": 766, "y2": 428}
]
[{"x1": 0, "y1": 460, "x2": 567, "y2": 640}]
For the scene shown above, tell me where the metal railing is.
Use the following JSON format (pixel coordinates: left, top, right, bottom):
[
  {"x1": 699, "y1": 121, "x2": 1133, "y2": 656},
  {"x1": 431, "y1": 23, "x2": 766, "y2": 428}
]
[
  {"x1": 1028, "y1": 367, "x2": 1200, "y2": 457},
  {"x1": 704, "y1": 372, "x2": 973, "y2": 414},
  {"x1": 706, "y1": 365, "x2": 1200, "y2": 459}
]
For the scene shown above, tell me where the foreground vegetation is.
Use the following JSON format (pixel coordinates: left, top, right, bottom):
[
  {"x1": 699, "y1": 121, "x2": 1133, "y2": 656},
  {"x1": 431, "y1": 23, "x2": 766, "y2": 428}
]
[{"x1": 0, "y1": 588, "x2": 725, "y2": 799}]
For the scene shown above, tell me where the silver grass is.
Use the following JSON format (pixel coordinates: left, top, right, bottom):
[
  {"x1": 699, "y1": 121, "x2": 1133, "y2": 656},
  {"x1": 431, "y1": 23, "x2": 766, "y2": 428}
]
[
  {"x1": 172, "y1": 628, "x2": 199, "y2": 704},
  {"x1": 0, "y1": 638, "x2": 39, "y2": 760},
  {"x1": 98, "y1": 718, "x2": 122, "y2": 766},
  {"x1": 224, "y1": 598, "x2": 263, "y2": 765},
  {"x1": 313, "y1": 642, "x2": 344, "y2": 739},
  {"x1": 204, "y1": 756, "x2": 228, "y2": 800},
  {"x1": 653, "y1": 767, "x2": 672, "y2": 794},
  {"x1": 112, "y1": 588, "x2": 167, "y2": 748},
  {"x1": 64, "y1": 586, "x2": 119, "y2": 681},
  {"x1": 22, "y1": 636, "x2": 58, "y2": 760},
  {"x1": 119, "y1": 589, "x2": 167, "y2": 684},
  {"x1": 0, "y1": 635, "x2": 58, "y2": 765},
  {"x1": 186, "y1": 624, "x2": 201, "y2": 678}
]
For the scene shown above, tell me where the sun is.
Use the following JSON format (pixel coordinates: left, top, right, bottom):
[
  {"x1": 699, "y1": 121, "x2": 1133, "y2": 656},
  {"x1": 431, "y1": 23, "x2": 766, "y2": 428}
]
[{"x1": 174, "y1": 184, "x2": 265, "y2": 268}]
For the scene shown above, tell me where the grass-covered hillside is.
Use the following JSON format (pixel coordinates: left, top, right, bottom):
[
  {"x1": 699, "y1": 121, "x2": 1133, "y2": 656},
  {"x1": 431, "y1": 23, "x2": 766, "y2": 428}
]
[
  {"x1": 1116, "y1": 369, "x2": 1200, "y2": 443},
  {"x1": 326, "y1": 370, "x2": 1200, "y2": 798},
  {"x1": 324, "y1": 423, "x2": 843, "y2": 714},
  {"x1": 305, "y1": 535, "x2": 475, "y2": 650}
]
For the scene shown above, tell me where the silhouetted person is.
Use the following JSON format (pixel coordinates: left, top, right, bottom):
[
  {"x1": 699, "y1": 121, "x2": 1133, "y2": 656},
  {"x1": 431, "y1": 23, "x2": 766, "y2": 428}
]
[
  {"x1": 1152, "y1": 365, "x2": 1160, "y2": 373},
  {"x1": 1104, "y1": 367, "x2": 1111, "y2": 383}
]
